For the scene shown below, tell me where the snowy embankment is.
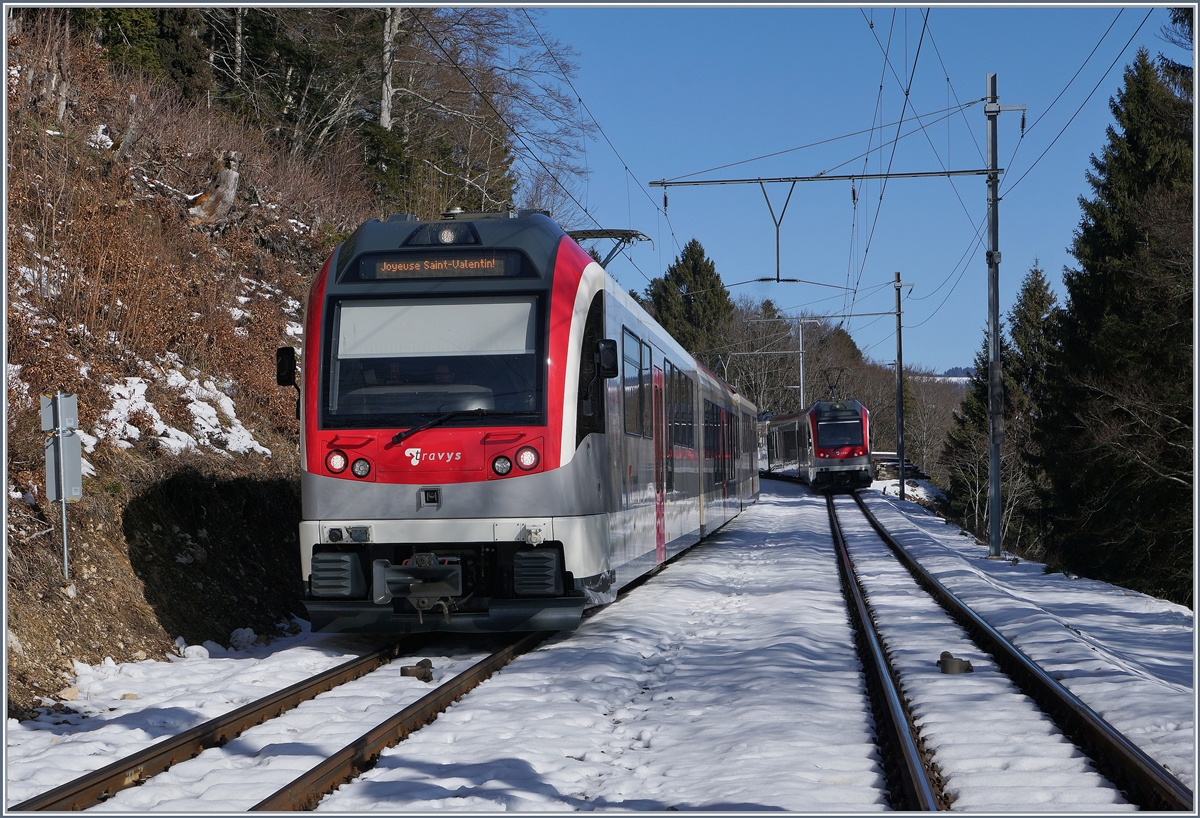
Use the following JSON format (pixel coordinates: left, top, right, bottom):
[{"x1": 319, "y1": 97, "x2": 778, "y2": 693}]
[
  {"x1": 8, "y1": 250, "x2": 291, "y2": 503},
  {"x1": 5, "y1": 483, "x2": 1192, "y2": 810}
]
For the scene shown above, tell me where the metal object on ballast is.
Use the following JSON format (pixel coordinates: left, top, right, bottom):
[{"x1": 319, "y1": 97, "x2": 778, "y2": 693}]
[{"x1": 937, "y1": 651, "x2": 974, "y2": 674}]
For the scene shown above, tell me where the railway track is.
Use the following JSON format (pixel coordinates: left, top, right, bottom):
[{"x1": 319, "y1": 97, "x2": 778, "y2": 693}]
[
  {"x1": 825, "y1": 492, "x2": 939, "y2": 811},
  {"x1": 12, "y1": 481, "x2": 1189, "y2": 811},
  {"x1": 11, "y1": 639, "x2": 419, "y2": 811},
  {"x1": 14, "y1": 553, "x2": 669, "y2": 813},
  {"x1": 251, "y1": 630, "x2": 550, "y2": 811},
  {"x1": 12, "y1": 632, "x2": 550, "y2": 812},
  {"x1": 825, "y1": 486, "x2": 1193, "y2": 812}
]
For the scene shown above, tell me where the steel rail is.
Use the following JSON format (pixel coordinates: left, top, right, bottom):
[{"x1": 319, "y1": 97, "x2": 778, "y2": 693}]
[
  {"x1": 826, "y1": 494, "x2": 940, "y2": 811},
  {"x1": 252, "y1": 630, "x2": 553, "y2": 811},
  {"x1": 11, "y1": 639, "x2": 415, "y2": 812},
  {"x1": 851, "y1": 491, "x2": 1194, "y2": 812}
]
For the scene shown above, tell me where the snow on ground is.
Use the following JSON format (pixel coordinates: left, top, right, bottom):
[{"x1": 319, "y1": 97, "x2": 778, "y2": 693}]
[
  {"x1": 871, "y1": 477, "x2": 947, "y2": 506},
  {"x1": 320, "y1": 482, "x2": 884, "y2": 812},
  {"x1": 87, "y1": 645, "x2": 499, "y2": 813},
  {"x1": 4, "y1": 483, "x2": 1193, "y2": 811},
  {"x1": 4, "y1": 625, "x2": 373, "y2": 806},
  {"x1": 857, "y1": 491, "x2": 1195, "y2": 790},
  {"x1": 834, "y1": 495, "x2": 1129, "y2": 811},
  {"x1": 89, "y1": 370, "x2": 270, "y2": 459}
]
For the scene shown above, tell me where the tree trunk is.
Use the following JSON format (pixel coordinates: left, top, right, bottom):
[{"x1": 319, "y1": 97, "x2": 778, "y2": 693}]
[
  {"x1": 234, "y1": 8, "x2": 244, "y2": 82},
  {"x1": 380, "y1": 7, "x2": 402, "y2": 131},
  {"x1": 188, "y1": 151, "x2": 243, "y2": 224},
  {"x1": 115, "y1": 94, "x2": 139, "y2": 162}
]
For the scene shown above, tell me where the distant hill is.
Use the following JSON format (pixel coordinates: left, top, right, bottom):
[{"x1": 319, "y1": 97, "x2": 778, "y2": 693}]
[{"x1": 941, "y1": 367, "x2": 975, "y2": 378}]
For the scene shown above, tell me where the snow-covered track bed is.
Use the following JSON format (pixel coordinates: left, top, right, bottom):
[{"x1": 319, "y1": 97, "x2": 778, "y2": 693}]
[
  {"x1": 825, "y1": 493, "x2": 939, "y2": 810},
  {"x1": 8, "y1": 636, "x2": 533, "y2": 812},
  {"x1": 833, "y1": 491, "x2": 1192, "y2": 812},
  {"x1": 11, "y1": 639, "x2": 410, "y2": 810},
  {"x1": 251, "y1": 631, "x2": 549, "y2": 811},
  {"x1": 309, "y1": 484, "x2": 891, "y2": 812}
]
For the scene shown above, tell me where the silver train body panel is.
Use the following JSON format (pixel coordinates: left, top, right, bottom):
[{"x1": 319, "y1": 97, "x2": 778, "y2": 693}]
[{"x1": 297, "y1": 215, "x2": 758, "y2": 632}]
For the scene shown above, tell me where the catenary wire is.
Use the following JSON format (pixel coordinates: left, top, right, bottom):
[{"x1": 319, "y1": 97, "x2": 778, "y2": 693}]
[
  {"x1": 521, "y1": 9, "x2": 684, "y2": 259},
  {"x1": 847, "y1": 9, "x2": 896, "y2": 317},
  {"x1": 1004, "y1": 10, "x2": 1124, "y2": 178},
  {"x1": 663, "y1": 100, "x2": 978, "y2": 183},
  {"x1": 846, "y1": 10, "x2": 929, "y2": 326},
  {"x1": 1002, "y1": 9, "x2": 1153, "y2": 198},
  {"x1": 921, "y1": 19, "x2": 986, "y2": 166}
]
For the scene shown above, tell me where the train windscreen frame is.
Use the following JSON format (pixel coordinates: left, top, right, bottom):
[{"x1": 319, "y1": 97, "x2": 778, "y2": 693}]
[
  {"x1": 815, "y1": 418, "x2": 864, "y2": 448},
  {"x1": 320, "y1": 293, "x2": 548, "y2": 429}
]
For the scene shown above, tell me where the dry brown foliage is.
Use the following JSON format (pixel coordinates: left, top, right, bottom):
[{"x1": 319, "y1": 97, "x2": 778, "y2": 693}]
[{"x1": 5, "y1": 16, "x2": 376, "y2": 718}]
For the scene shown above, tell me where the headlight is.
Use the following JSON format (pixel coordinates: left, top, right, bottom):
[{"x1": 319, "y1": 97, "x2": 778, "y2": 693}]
[
  {"x1": 492, "y1": 455, "x2": 513, "y2": 476},
  {"x1": 515, "y1": 446, "x2": 540, "y2": 471},
  {"x1": 327, "y1": 450, "x2": 348, "y2": 473},
  {"x1": 351, "y1": 458, "x2": 371, "y2": 478}
]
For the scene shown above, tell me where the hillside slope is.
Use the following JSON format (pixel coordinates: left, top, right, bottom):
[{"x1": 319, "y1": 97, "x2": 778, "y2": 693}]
[{"x1": 6, "y1": 20, "x2": 375, "y2": 718}]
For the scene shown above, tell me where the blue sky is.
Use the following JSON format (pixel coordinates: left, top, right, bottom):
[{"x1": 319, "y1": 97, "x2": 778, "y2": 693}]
[{"x1": 532, "y1": 5, "x2": 1188, "y2": 373}]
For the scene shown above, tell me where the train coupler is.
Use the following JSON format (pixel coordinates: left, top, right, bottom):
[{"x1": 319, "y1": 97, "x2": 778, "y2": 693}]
[{"x1": 372, "y1": 554, "x2": 462, "y2": 604}]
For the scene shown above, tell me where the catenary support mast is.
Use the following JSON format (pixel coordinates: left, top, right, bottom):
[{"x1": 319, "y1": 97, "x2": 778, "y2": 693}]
[{"x1": 985, "y1": 73, "x2": 1024, "y2": 559}]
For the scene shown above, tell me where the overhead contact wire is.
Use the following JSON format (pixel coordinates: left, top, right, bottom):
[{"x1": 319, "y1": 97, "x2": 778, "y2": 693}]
[
  {"x1": 522, "y1": 10, "x2": 684, "y2": 260},
  {"x1": 847, "y1": 9, "x2": 929, "y2": 324},
  {"x1": 1002, "y1": 9, "x2": 1153, "y2": 198}
]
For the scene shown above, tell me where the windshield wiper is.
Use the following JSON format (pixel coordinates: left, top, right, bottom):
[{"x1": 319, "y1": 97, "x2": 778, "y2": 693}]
[
  {"x1": 392, "y1": 408, "x2": 487, "y2": 446},
  {"x1": 390, "y1": 409, "x2": 539, "y2": 446}
]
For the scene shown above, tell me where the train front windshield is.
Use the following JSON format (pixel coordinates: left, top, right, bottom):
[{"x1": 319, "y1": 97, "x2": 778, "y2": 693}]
[
  {"x1": 322, "y1": 295, "x2": 545, "y2": 428},
  {"x1": 816, "y1": 419, "x2": 863, "y2": 448}
]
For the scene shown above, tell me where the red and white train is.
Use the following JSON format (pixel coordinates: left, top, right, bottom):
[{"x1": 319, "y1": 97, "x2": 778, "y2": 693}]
[
  {"x1": 763, "y1": 400, "x2": 872, "y2": 491},
  {"x1": 277, "y1": 210, "x2": 758, "y2": 633}
]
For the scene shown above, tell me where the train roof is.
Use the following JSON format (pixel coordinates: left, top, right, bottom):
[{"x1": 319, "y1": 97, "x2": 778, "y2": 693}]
[
  {"x1": 331, "y1": 209, "x2": 566, "y2": 283},
  {"x1": 765, "y1": 399, "x2": 867, "y2": 427}
]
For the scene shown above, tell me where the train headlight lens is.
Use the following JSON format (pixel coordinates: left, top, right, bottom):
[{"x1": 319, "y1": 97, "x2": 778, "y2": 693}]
[
  {"x1": 351, "y1": 458, "x2": 371, "y2": 478},
  {"x1": 515, "y1": 446, "x2": 540, "y2": 470},
  {"x1": 327, "y1": 450, "x2": 348, "y2": 473},
  {"x1": 492, "y1": 455, "x2": 513, "y2": 476}
]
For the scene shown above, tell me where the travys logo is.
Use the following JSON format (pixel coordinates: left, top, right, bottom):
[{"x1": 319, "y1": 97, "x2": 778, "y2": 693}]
[{"x1": 403, "y1": 447, "x2": 462, "y2": 466}]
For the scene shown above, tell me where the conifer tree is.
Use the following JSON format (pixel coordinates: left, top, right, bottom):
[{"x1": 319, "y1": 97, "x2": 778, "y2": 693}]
[
  {"x1": 640, "y1": 239, "x2": 734, "y2": 368},
  {"x1": 1036, "y1": 49, "x2": 1192, "y2": 605},
  {"x1": 940, "y1": 263, "x2": 1056, "y2": 554},
  {"x1": 939, "y1": 331, "x2": 1019, "y2": 542}
]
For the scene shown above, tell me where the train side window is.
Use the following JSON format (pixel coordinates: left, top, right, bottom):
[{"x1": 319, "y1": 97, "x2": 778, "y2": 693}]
[
  {"x1": 685, "y1": 375, "x2": 696, "y2": 449},
  {"x1": 576, "y1": 293, "x2": 605, "y2": 446},
  {"x1": 640, "y1": 340, "x2": 652, "y2": 439},
  {"x1": 703, "y1": 399, "x2": 717, "y2": 493},
  {"x1": 664, "y1": 360, "x2": 679, "y2": 491},
  {"x1": 623, "y1": 328, "x2": 641, "y2": 436}
]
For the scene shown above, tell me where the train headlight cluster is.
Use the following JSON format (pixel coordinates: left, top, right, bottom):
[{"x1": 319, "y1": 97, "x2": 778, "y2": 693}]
[
  {"x1": 327, "y1": 449, "x2": 372, "y2": 479},
  {"x1": 515, "y1": 446, "x2": 540, "y2": 470},
  {"x1": 491, "y1": 446, "x2": 539, "y2": 477}
]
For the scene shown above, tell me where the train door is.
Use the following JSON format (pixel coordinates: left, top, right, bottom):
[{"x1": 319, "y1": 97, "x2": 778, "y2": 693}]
[{"x1": 652, "y1": 366, "x2": 666, "y2": 563}]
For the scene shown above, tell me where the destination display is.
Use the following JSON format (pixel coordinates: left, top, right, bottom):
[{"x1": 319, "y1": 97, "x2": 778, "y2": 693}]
[
  {"x1": 347, "y1": 251, "x2": 523, "y2": 281},
  {"x1": 377, "y1": 254, "x2": 505, "y2": 278}
]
